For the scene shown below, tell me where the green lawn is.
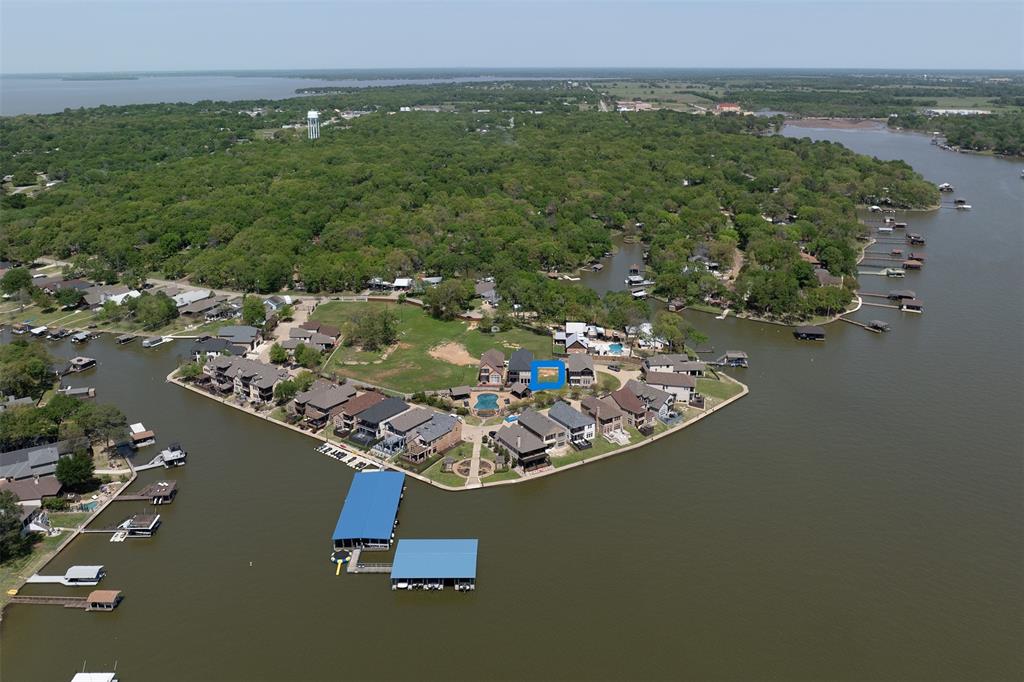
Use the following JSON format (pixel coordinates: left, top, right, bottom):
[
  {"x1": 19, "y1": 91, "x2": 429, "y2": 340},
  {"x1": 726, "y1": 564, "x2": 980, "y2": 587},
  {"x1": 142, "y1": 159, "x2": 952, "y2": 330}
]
[
  {"x1": 423, "y1": 456, "x2": 467, "y2": 488},
  {"x1": 0, "y1": 531, "x2": 69, "y2": 607},
  {"x1": 310, "y1": 301, "x2": 553, "y2": 393},
  {"x1": 48, "y1": 511, "x2": 93, "y2": 529},
  {"x1": 484, "y1": 469, "x2": 521, "y2": 483},
  {"x1": 551, "y1": 427, "x2": 645, "y2": 468},
  {"x1": 697, "y1": 378, "x2": 743, "y2": 401}
]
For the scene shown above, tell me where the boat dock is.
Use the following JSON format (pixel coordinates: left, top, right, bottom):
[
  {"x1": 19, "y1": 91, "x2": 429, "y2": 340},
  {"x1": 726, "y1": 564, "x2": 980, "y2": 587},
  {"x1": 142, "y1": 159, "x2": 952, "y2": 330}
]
[
  {"x1": 26, "y1": 565, "x2": 105, "y2": 586},
  {"x1": 8, "y1": 590, "x2": 123, "y2": 611},
  {"x1": 133, "y1": 444, "x2": 186, "y2": 471},
  {"x1": 113, "y1": 480, "x2": 177, "y2": 504},
  {"x1": 315, "y1": 442, "x2": 381, "y2": 471},
  {"x1": 839, "y1": 318, "x2": 889, "y2": 333},
  {"x1": 345, "y1": 549, "x2": 393, "y2": 574}
]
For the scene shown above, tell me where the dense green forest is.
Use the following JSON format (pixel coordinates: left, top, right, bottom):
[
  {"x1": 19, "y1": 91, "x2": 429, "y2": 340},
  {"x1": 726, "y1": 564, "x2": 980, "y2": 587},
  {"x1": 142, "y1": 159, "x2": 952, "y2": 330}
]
[
  {"x1": 1, "y1": 84, "x2": 938, "y2": 320},
  {"x1": 891, "y1": 111, "x2": 1024, "y2": 156}
]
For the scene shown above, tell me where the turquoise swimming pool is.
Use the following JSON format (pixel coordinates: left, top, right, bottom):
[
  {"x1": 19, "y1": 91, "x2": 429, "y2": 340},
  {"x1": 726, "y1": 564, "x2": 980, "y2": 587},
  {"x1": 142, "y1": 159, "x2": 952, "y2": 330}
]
[
  {"x1": 475, "y1": 393, "x2": 499, "y2": 411},
  {"x1": 609, "y1": 343, "x2": 624, "y2": 354}
]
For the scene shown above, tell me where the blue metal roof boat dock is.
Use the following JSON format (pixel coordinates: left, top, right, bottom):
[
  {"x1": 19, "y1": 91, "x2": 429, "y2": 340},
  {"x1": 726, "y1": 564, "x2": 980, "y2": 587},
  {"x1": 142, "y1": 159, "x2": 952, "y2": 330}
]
[
  {"x1": 332, "y1": 471, "x2": 405, "y2": 550},
  {"x1": 390, "y1": 539, "x2": 478, "y2": 591}
]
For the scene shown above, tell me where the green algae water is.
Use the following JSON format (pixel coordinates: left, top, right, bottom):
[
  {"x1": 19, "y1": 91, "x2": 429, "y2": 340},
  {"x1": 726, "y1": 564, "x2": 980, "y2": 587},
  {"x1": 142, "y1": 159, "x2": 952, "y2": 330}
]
[{"x1": 2, "y1": 125, "x2": 1021, "y2": 680}]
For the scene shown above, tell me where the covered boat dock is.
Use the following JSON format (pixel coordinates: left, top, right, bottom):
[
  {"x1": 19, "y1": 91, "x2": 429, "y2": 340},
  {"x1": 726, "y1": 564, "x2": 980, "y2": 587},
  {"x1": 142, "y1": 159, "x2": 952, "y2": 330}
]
[
  {"x1": 390, "y1": 539, "x2": 478, "y2": 591},
  {"x1": 332, "y1": 471, "x2": 405, "y2": 551}
]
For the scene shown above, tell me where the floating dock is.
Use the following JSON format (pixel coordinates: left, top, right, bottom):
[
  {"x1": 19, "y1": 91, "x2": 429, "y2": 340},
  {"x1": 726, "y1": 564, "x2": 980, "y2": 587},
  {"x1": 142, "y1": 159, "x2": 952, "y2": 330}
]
[
  {"x1": 114, "y1": 480, "x2": 177, "y2": 504},
  {"x1": 332, "y1": 471, "x2": 405, "y2": 551}
]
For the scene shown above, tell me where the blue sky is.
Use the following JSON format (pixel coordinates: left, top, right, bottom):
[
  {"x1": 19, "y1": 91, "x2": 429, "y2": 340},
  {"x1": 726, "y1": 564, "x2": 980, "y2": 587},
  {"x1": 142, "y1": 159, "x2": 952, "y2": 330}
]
[{"x1": 1, "y1": 1, "x2": 1021, "y2": 74}]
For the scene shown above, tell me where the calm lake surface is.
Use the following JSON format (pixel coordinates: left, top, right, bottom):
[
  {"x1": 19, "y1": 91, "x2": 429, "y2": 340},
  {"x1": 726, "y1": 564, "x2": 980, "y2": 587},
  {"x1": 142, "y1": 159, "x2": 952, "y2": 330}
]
[
  {"x1": 2, "y1": 126, "x2": 1022, "y2": 681},
  {"x1": 0, "y1": 74, "x2": 574, "y2": 116}
]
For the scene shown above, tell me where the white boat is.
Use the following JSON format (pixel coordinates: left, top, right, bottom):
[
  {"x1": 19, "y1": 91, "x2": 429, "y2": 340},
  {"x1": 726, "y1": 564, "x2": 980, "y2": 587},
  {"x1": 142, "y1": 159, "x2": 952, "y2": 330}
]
[
  {"x1": 142, "y1": 336, "x2": 170, "y2": 348},
  {"x1": 878, "y1": 226, "x2": 893, "y2": 233},
  {"x1": 955, "y1": 203, "x2": 972, "y2": 210}
]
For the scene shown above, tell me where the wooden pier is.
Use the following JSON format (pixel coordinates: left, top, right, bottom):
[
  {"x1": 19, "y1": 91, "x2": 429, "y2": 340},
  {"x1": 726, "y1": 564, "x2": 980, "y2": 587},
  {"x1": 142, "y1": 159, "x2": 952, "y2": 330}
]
[
  {"x1": 8, "y1": 595, "x2": 90, "y2": 609},
  {"x1": 861, "y1": 301, "x2": 901, "y2": 310},
  {"x1": 839, "y1": 318, "x2": 885, "y2": 333}
]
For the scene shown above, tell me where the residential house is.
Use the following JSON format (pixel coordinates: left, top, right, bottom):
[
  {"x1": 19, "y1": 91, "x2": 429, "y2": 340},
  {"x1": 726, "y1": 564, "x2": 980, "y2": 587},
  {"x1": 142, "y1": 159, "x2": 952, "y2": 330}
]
[
  {"x1": 404, "y1": 413, "x2": 462, "y2": 464},
  {"x1": 580, "y1": 396, "x2": 625, "y2": 436},
  {"x1": 172, "y1": 289, "x2": 212, "y2": 308},
  {"x1": 814, "y1": 268, "x2": 843, "y2": 288},
  {"x1": 190, "y1": 337, "x2": 244, "y2": 362},
  {"x1": 217, "y1": 325, "x2": 261, "y2": 351},
  {"x1": 642, "y1": 355, "x2": 706, "y2": 377},
  {"x1": 506, "y1": 349, "x2": 534, "y2": 386},
  {"x1": 299, "y1": 320, "x2": 340, "y2": 340},
  {"x1": 547, "y1": 401, "x2": 596, "y2": 447},
  {"x1": 566, "y1": 354, "x2": 595, "y2": 387},
  {"x1": 642, "y1": 371, "x2": 697, "y2": 403},
  {"x1": 292, "y1": 381, "x2": 356, "y2": 428},
  {"x1": 0, "y1": 475, "x2": 63, "y2": 508},
  {"x1": 384, "y1": 407, "x2": 434, "y2": 441},
  {"x1": 474, "y1": 280, "x2": 500, "y2": 305},
  {"x1": 625, "y1": 380, "x2": 675, "y2": 420},
  {"x1": 352, "y1": 397, "x2": 410, "y2": 443},
  {"x1": 0, "y1": 395, "x2": 35, "y2": 412},
  {"x1": 83, "y1": 285, "x2": 139, "y2": 308},
  {"x1": 494, "y1": 424, "x2": 549, "y2": 470},
  {"x1": 180, "y1": 295, "x2": 227, "y2": 317},
  {"x1": 204, "y1": 356, "x2": 288, "y2": 404},
  {"x1": 333, "y1": 391, "x2": 386, "y2": 435},
  {"x1": 0, "y1": 439, "x2": 85, "y2": 481},
  {"x1": 610, "y1": 388, "x2": 654, "y2": 430},
  {"x1": 478, "y1": 349, "x2": 505, "y2": 386},
  {"x1": 289, "y1": 327, "x2": 335, "y2": 351},
  {"x1": 518, "y1": 409, "x2": 568, "y2": 449},
  {"x1": 715, "y1": 102, "x2": 742, "y2": 113}
]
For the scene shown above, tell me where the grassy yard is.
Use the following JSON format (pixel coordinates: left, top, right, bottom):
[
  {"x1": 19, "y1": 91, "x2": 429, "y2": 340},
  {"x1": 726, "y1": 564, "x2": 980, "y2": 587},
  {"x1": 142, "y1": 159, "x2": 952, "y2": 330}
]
[
  {"x1": 423, "y1": 457, "x2": 467, "y2": 488},
  {"x1": 551, "y1": 426, "x2": 645, "y2": 468},
  {"x1": 310, "y1": 301, "x2": 553, "y2": 393},
  {"x1": 0, "y1": 531, "x2": 68, "y2": 606},
  {"x1": 48, "y1": 512, "x2": 94, "y2": 529},
  {"x1": 484, "y1": 469, "x2": 520, "y2": 483},
  {"x1": 697, "y1": 378, "x2": 743, "y2": 401}
]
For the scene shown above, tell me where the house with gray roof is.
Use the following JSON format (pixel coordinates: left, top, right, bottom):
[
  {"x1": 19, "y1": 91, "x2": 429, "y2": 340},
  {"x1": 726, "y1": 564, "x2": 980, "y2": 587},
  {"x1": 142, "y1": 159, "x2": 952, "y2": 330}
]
[
  {"x1": 385, "y1": 407, "x2": 434, "y2": 439},
  {"x1": 0, "y1": 439, "x2": 84, "y2": 481},
  {"x1": 494, "y1": 423, "x2": 549, "y2": 470},
  {"x1": 566, "y1": 354, "x2": 595, "y2": 387},
  {"x1": 353, "y1": 397, "x2": 410, "y2": 442},
  {"x1": 580, "y1": 396, "x2": 625, "y2": 436},
  {"x1": 642, "y1": 354, "x2": 706, "y2": 376},
  {"x1": 190, "y1": 337, "x2": 245, "y2": 362},
  {"x1": 404, "y1": 413, "x2": 463, "y2": 464},
  {"x1": 517, "y1": 409, "x2": 567, "y2": 449},
  {"x1": 507, "y1": 348, "x2": 534, "y2": 385},
  {"x1": 217, "y1": 325, "x2": 261, "y2": 351},
  {"x1": 642, "y1": 372, "x2": 697, "y2": 402},
  {"x1": 547, "y1": 401, "x2": 596, "y2": 447},
  {"x1": 475, "y1": 280, "x2": 500, "y2": 305},
  {"x1": 292, "y1": 381, "x2": 356, "y2": 428},
  {"x1": 625, "y1": 380, "x2": 675, "y2": 419},
  {"x1": 0, "y1": 395, "x2": 36, "y2": 412},
  {"x1": 204, "y1": 356, "x2": 288, "y2": 404}
]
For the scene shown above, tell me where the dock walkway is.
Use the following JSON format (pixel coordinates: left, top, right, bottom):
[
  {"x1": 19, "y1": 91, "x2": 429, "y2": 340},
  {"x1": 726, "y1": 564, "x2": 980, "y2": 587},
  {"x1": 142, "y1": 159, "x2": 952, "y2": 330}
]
[{"x1": 345, "y1": 549, "x2": 393, "y2": 574}]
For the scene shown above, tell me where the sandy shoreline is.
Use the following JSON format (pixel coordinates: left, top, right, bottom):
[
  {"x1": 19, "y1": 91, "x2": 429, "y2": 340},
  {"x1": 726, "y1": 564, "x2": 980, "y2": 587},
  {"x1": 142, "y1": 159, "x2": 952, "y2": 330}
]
[{"x1": 787, "y1": 117, "x2": 886, "y2": 130}]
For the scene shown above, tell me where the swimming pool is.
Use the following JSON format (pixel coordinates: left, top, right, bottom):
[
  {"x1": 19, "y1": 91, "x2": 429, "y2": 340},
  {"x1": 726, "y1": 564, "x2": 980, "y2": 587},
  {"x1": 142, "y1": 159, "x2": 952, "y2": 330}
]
[
  {"x1": 609, "y1": 343, "x2": 624, "y2": 354},
  {"x1": 475, "y1": 393, "x2": 499, "y2": 411}
]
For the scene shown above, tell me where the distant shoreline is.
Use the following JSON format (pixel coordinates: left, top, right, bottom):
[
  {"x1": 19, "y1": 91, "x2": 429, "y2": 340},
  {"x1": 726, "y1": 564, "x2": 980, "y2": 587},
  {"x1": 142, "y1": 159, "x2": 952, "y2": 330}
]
[{"x1": 787, "y1": 117, "x2": 887, "y2": 130}]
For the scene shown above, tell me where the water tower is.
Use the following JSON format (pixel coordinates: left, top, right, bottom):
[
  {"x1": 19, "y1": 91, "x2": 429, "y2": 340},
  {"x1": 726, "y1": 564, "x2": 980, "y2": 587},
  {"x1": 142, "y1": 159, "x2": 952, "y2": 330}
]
[{"x1": 307, "y1": 110, "x2": 320, "y2": 140}]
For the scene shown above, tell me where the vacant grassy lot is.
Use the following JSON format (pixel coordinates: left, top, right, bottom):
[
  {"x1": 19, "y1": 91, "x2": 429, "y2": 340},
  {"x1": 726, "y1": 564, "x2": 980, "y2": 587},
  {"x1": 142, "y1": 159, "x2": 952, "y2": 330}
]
[
  {"x1": 0, "y1": 531, "x2": 68, "y2": 607},
  {"x1": 312, "y1": 301, "x2": 553, "y2": 392},
  {"x1": 697, "y1": 377, "x2": 743, "y2": 401}
]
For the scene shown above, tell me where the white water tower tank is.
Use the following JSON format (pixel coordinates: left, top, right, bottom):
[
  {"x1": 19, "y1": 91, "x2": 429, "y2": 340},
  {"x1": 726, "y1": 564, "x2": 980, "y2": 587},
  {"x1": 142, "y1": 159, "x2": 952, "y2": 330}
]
[{"x1": 307, "y1": 110, "x2": 320, "y2": 140}]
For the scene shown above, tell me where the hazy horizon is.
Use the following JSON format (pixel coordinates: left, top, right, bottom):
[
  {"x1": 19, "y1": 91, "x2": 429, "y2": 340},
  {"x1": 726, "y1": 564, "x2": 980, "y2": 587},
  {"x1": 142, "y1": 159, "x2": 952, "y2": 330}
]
[{"x1": 2, "y1": 1, "x2": 1022, "y2": 74}]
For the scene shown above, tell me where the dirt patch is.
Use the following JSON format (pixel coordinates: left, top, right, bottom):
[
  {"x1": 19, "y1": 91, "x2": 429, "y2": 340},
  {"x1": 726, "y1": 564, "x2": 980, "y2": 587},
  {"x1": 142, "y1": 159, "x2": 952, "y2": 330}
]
[
  {"x1": 428, "y1": 342, "x2": 477, "y2": 366},
  {"x1": 787, "y1": 117, "x2": 885, "y2": 130}
]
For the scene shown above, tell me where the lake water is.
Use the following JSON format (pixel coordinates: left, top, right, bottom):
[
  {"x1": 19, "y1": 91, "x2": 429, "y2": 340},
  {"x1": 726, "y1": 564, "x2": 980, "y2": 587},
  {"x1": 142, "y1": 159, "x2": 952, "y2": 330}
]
[
  {"x1": 0, "y1": 74, "x2": 578, "y2": 116},
  {"x1": 1, "y1": 125, "x2": 1022, "y2": 680}
]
